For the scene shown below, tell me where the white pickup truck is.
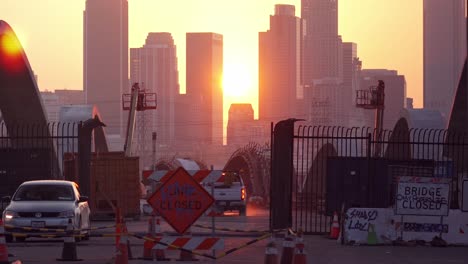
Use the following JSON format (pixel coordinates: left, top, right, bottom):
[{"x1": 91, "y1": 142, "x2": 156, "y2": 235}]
[{"x1": 203, "y1": 171, "x2": 247, "y2": 216}]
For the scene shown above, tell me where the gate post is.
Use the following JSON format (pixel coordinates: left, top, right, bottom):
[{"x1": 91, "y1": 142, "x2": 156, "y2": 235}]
[
  {"x1": 270, "y1": 118, "x2": 303, "y2": 230},
  {"x1": 77, "y1": 117, "x2": 106, "y2": 196}
]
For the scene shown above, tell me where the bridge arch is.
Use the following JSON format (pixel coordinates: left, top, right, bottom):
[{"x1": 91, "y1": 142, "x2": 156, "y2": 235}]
[{"x1": 224, "y1": 143, "x2": 270, "y2": 201}]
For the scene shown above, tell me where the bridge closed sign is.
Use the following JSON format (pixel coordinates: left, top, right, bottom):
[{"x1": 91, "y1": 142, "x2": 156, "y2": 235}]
[
  {"x1": 147, "y1": 167, "x2": 215, "y2": 234},
  {"x1": 395, "y1": 178, "x2": 450, "y2": 216}
]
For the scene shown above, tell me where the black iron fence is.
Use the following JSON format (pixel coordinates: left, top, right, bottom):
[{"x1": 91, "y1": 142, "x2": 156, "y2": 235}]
[
  {"x1": 0, "y1": 122, "x2": 80, "y2": 199},
  {"x1": 290, "y1": 126, "x2": 468, "y2": 234}
]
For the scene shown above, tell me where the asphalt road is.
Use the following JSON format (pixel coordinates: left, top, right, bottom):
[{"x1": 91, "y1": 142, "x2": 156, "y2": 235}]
[{"x1": 5, "y1": 208, "x2": 468, "y2": 263}]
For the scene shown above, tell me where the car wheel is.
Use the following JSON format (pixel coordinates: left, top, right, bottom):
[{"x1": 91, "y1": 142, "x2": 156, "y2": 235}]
[
  {"x1": 239, "y1": 206, "x2": 247, "y2": 216},
  {"x1": 5, "y1": 234, "x2": 13, "y2": 243}
]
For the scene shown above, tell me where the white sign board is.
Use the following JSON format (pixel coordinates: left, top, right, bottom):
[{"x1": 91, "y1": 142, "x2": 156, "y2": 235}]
[
  {"x1": 395, "y1": 181, "x2": 450, "y2": 216},
  {"x1": 463, "y1": 180, "x2": 468, "y2": 212},
  {"x1": 344, "y1": 208, "x2": 468, "y2": 245}
]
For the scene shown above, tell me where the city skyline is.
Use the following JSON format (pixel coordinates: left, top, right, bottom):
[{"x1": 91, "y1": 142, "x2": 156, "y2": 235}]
[
  {"x1": 423, "y1": 0, "x2": 466, "y2": 121},
  {"x1": 0, "y1": 0, "x2": 424, "y2": 122}
]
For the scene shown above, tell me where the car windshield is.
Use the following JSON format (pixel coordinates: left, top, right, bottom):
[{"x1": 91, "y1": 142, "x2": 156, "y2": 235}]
[{"x1": 13, "y1": 184, "x2": 75, "y2": 201}]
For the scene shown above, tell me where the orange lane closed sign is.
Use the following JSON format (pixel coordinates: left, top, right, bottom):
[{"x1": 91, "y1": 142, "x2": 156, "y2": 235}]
[{"x1": 147, "y1": 167, "x2": 215, "y2": 234}]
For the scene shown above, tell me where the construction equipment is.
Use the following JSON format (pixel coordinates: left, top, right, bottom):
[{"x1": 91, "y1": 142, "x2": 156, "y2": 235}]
[
  {"x1": 356, "y1": 80, "x2": 385, "y2": 156},
  {"x1": 122, "y1": 83, "x2": 157, "y2": 157}
]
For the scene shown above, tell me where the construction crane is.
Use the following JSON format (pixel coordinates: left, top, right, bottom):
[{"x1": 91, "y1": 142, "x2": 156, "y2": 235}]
[
  {"x1": 356, "y1": 80, "x2": 385, "y2": 156},
  {"x1": 122, "y1": 83, "x2": 157, "y2": 157}
]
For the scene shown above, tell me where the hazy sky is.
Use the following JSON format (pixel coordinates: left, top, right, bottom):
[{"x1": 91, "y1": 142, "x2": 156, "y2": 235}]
[{"x1": 0, "y1": 0, "x2": 423, "y2": 119}]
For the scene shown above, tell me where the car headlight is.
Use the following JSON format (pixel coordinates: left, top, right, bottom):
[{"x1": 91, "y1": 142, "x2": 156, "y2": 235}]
[
  {"x1": 4, "y1": 210, "x2": 19, "y2": 221},
  {"x1": 58, "y1": 210, "x2": 75, "y2": 218}
]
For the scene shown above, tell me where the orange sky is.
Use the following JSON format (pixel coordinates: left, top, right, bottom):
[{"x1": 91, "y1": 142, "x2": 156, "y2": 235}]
[{"x1": 0, "y1": 0, "x2": 423, "y2": 122}]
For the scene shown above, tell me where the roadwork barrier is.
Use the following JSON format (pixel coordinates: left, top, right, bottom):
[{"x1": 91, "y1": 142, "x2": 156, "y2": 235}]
[{"x1": 132, "y1": 231, "x2": 272, "y2": 260}]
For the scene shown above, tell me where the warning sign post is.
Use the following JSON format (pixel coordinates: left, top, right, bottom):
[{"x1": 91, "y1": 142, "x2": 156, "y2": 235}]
[{"x1": 147, "y1": 167, "x2": 215, "y2": 234}]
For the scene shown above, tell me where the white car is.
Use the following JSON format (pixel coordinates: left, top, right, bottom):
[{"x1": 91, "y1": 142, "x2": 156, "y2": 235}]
[{"x1": 2, "y1": 180, "x2": 91, "y2": 242}]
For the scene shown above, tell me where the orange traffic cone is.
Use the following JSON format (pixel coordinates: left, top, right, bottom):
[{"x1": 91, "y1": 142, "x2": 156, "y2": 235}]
[
  {"x1": 115, "y1": 232, "x2": 129, "y2": 264},
  {"x1": 0, "y1": 219, "x2": 10, "y2": 264},
  {"x1": 115, "y1": 208, "x2": 122, "y2": 248},
  {"x1": 141, "y1": 217, "x2": 155, "y2": 260},
  {"x1": 57, "y1": 218, "x2": 81, "y2": 261},
  {"x1": 122, "y1": 220, "x2": 133, "y2": 260},
  {"x1": 329, "y1": 211, "x2": 340, "y2": 239},
  {"x1": 142, "y1": 239, "x2": 155, "y2": 261},
  {"x1": 264, "y1": 241, "x2": 279, "y2": 264},
  {"x1": 292, "y1": 229, "x2": 307, "y2": 264},
  {"x1": 280, "y1": 235, "x2": 295, "y2": 264}
]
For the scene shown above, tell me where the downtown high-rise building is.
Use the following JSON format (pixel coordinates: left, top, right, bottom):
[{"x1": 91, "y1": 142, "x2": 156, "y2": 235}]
[
  {"x1": 302, "y1": 0, "x2": 342, "y2": 83},
  {"x1": 341, "y1": 42, "x2": 364, "y2": 127},
  {"x1": 180, "y1": 33, "x2": 223, "y2": 146},
  {"x1": 259, "y1": 4, "x2": 303, "y2": 124},
  {"x1": 130, "y1": 33, "x2": 179, "y2": 149},
  {"x1": 84, "y1": 0, "x2": 128, "y2": 135},
  {"x1": 423, "y1": 0, "x2": 466, "y2": 121},
  {"x1": 227, "y1": 104, "x2": 254, "y2": 147}
]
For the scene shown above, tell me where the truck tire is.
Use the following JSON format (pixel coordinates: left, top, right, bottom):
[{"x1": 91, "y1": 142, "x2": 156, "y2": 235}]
[{"x1": 239, "y1": 206, "x2": 247, "y2": 216}]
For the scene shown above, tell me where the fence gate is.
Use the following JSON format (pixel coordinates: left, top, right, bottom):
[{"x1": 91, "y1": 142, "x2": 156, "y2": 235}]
[
  {"x1": 271, "y1": 122, "x2": 468, "y2": 235},
  {"x1": 292, "y1": 126, "x2": 372, "y2": 234},
  {"x1": 0, "y1": 122, "x2": 80, "y2": 200}
]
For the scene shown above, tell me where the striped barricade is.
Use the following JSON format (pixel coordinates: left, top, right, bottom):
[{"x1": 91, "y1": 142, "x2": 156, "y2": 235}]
[
  {"x1": 152, "y1": 236, "x2": 224, "y2": 251},
  {"x1": 146, "y1": 170, "x2": 225, "y2": 184}
]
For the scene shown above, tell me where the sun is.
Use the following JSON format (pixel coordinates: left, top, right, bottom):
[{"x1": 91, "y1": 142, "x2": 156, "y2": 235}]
[{"x1": 223, "y1": 62, "x2": 253, "y2": 98}]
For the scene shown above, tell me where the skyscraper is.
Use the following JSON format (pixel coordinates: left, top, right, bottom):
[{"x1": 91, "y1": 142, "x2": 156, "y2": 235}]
[
  {"x1": 423, "y1": 0, "x2": 466, "y2": 121},
  {"x1": 84, "y1": 0, "x2": 128, "y2": 135},
  {"x1": 130, "y1": 33, "x2": 177, "y2": 164},
  {"x1": 130, "y1": 33, "x2": 179, "y2": 150},
  {"x1": 342, "y1": 42, "x2": 367, "y2": 127},
  {"x1": 227, "y1": 104, "x2": 254, "y2": 146},
  {"x1": 302, "y1": 0, "x2": 342, "y2": 83},
  {"x1": 259, "y1": 5, "x2": 303, "y2": 124},
  {"x1": 183, "y1": 33, "x2": 223, "y2": 146}
]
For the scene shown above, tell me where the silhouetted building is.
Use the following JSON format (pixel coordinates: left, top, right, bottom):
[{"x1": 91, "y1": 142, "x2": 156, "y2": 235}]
[
  {"x1": 341, "y1": 42, "x2": 368, "y2": 127},
  {"x1": 40, "y1": 90, "x2": 85, "y2": 123},
  {"x1": 227, "y1": 104, "x2": 254, "y2": 146},
  {"x1": 54, "y1": 89, "x2": 85, "y2": 105},
  {"x1": 130, "y1": 33, "x2": 179, "y2": 149},
  {"x1": 423, "y1": 0, "x2": 466, "y2": 120},
  {"x1": 84, "y1": 0, "x2": 128, "y2": 135},
  {"x1": 182, "y1": 33, "x2": 223, "y2": 146},
  {"x1": 361, "y1": 69, "x2": 407, "y2": 130},
  {"x1": 304, "y1": 79, "x2": 343, "y2": 126},
  {"x1": 259, "y1": 5, "x2": 303, "y2": 124},
  {"x1": 302, "y1": 0, "x2": 342, "y2": 83}
]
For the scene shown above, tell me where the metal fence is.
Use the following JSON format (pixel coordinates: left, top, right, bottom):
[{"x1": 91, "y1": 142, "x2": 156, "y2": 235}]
[
  {"x1": 292, "y1": 126, "x2": 468, "y2": 234},
  {"x1": 0, "y1": 122, "x2": 80, "y2": 198}
]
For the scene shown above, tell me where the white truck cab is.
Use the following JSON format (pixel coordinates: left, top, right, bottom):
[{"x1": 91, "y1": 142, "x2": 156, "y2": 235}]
[{"x1": 203, "y1": 171, "x2": 247, "y2": 216}]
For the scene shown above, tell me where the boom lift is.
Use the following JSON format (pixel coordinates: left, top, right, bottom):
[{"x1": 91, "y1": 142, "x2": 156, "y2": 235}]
[
  {"x1": 356, "y1": 80, "x2": 385, "y2": 156},
  {"x1": 122, "y1": 83, "x2": 157, "y2": 157}
]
